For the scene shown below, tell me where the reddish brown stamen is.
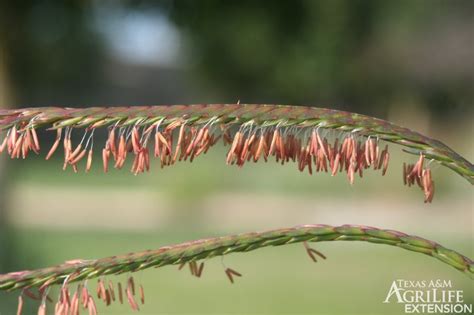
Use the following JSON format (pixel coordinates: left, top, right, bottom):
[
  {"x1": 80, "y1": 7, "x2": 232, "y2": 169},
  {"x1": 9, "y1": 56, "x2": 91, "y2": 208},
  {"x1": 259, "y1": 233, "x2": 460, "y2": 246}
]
[
  {"x1": 38, "y1": 302, "x2": 46, "y2": 315},
  {"x1": 86, "y1": 149, "x2": 93, "y2": 172},
  {"x1": 81, "y1": 286, "x2": 89, "y2": 308},
  {"x1": 128, "y1": 276, "x2": 136, "y2": 296},
  {"x1": 196, "y1": 262, "x2": 205, "y2": 278},
  {"x1": 118, "y1": 282, "x2": 124, "y2": 304},
  {"x1": 304, "y1": 241, "x2": 326, "y2": 262},
  {"x1": 139, "y1": 285, "x2": 145, "y2": 305},
  {"x1": 88, "y1": 296, "x2": 98, "y2": 315},
  {"x1": 126, "y1": 287, "x2": 139, "y2": 311},
  {"x1": 16, "y1": 294, "x2": 23, "y2": 315},
  {"x1": 69, "y1": 149, "x2": 86, "y2": 165},
  {"x1": 225, "y1": 268, "x2": 242, "y2": 284}
]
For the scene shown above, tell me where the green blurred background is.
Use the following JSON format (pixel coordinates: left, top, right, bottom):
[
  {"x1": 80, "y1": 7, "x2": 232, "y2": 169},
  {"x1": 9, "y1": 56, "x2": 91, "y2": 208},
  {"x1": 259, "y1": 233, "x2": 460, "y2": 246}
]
[{"x1": 0, "y1": 1, "x2": 472, "y2": 314}]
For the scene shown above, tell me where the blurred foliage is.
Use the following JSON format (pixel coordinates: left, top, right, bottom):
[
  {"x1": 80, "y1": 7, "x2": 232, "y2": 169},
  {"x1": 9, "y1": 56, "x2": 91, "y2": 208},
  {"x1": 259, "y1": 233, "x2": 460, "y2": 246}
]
[
  {"x1": 0, "y1": 0, "x2": 472, "y2": 117},
  {"x1": 0, "y1": 0, "x2": 106, "y2": 106},
  {"x1": 168, "y1": 0, "x2": 474, "y2": 118}
]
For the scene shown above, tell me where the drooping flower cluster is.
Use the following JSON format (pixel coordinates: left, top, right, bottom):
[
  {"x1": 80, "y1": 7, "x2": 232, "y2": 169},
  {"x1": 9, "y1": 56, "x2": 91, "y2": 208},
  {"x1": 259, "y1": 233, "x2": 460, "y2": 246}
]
[
  {"x1": 0, "y1": 118, "x2": 436, "y2": 202},
  {"x1": 224, "y1": 126, "x2": 390, "y2": 184},
  {"x1": 16, "y1": 275, "x2": 144, "y2": 315},
  {"x1": 404, "y1": 155, "x2": 435, "y2": 203},
  {"x1": 0, "y1": 124, "x2": 40, "y2": 159}
]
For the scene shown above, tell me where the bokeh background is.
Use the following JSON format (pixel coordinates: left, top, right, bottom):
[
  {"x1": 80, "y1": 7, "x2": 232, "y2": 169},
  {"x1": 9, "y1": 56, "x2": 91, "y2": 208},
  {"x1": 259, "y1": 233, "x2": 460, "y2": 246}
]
[{"x1": 0, "y1": 1, "x2": 472, "y2": 314}]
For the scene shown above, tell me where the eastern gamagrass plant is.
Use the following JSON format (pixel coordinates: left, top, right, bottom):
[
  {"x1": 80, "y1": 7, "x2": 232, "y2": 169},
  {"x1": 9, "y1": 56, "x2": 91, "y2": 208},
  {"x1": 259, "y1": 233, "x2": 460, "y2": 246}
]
[{"x1": 0, "y1": 104, "x2": 472, "y2": 314}]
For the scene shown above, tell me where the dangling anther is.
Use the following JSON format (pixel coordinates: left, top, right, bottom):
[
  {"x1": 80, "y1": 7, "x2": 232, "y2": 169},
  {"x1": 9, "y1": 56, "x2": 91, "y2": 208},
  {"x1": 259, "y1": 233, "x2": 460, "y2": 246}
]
[
  {"x1": 81, "y1": 285, "x2": 89, "y2": 308},
  {"x1": 118, "y1": 282, "x2": 124, "y2": 304},
  {"x1": 173, "y1": 123, "x2": 186, "y2": 162},
  {"x1": 303, "y1": 241, "x2": 326, "y2": 262},
  {"x1": 126, "y1": 286, "x2": 139, "y2": 311},
  {"x1": 316, "y1": 130, "x2": 327, "y2": 158},
  {"x1": 253, "y1": 134, "x2": 265, "y2": 162},
  {"x1": 139, "y1": 285, "x2": 145, "y2": 305},
  {"x1": 310, "y1": 129, "x2": 319, "y2": 156},
  {"x1": 108, "y1": 280, "x2": 116, "y2": 302},
  {"x1": 226, "y1": 131, "x2": 242, "y2": 164},
  {"x1": 224, "y1": 268, "x2": 242, "y2": 284},
  {"x1": 131, "y1": 127, "x2": 141, "y2": 154},
  {"x1": 189, "y1": 261, "x2": 202, "y2": 277},
  {"x1": 422, "y1": 168, "x2": 435, "y2": 203},
  {"x1": 86, "y1": 149, "x2": 93, "y2": 172},
  {"x1": 268, "y1": 128, "x2": 279, "y2": 156},
  {"x1": 29, "y1": 128, "x2": 40, "y2": 153},
  {"x1": 127, "y1": 276, "x2": 136, "y2": 296},
  {"x1": 37, "y1": 302, "x2": 46, "y2": 315},
  {"x1": 97, "y1": 279, "x2": 105, "y2": 300},
  {"x1": 102, "y1": 147, "x2": 110, "y2": 172},
  {"x1": 88, "y1": 296, "x2": 98, "y2": 315},
  {"x1": 16, "y1": 294, "x2": 23, "y2": 315},
  {"x1": 108, "y1": 127, "x2": 117, "y2": 158},
  {"x1": 331, "y1": 153, "x2": 340, "y2": 176},
  {"x1": 196, "y1": 262, "x2": 205, "y2": 278},
  {"x1": 70, "y1": 289, "x2": 79, "y2": 314},
  {"x1": 381, "y1": 145, "x2": 390, "y2": 175}
]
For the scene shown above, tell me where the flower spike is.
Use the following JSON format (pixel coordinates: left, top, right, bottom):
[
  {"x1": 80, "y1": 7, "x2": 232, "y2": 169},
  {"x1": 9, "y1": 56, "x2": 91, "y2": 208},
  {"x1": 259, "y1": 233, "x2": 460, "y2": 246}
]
[{"x1": 1, "y1": 105, "x2": 472, "y2": 201}]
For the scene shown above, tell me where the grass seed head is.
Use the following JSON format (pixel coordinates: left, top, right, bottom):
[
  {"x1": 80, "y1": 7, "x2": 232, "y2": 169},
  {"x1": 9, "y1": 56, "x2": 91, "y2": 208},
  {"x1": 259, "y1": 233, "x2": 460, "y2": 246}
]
[
  {"x1": 2, "y1": 224, "x2": 473, "y2": 313},
  {"x1": 2, "y1": 104, "x2": 469, "y2": 201}
]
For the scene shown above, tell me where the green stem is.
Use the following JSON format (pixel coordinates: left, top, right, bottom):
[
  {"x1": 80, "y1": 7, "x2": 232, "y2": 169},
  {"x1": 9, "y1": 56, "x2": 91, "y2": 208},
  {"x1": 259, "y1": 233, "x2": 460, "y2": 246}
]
[{"x1": 1, "y1": 224, "x2": 472, "y2": 292}]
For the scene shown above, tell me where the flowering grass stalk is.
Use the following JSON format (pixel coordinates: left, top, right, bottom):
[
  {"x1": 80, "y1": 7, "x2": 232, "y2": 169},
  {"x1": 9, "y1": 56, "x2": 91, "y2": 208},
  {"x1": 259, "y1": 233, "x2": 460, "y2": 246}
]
[
  {"x1": 1, "y1": 104, "x2": 472, "y2": 314},
  {"x1": 1, "y1": 104, "x2": 472, "y2": 202},
  {"x1": 0, "y1": 224, "x2": 472, "y2": 314}
]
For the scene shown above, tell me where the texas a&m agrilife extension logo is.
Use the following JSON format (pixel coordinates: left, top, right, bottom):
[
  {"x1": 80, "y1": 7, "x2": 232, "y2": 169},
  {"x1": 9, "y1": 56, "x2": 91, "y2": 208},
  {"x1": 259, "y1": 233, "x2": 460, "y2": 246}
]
[{"x1": 383, "y1": 279, "x2": 472, "y2": 314}]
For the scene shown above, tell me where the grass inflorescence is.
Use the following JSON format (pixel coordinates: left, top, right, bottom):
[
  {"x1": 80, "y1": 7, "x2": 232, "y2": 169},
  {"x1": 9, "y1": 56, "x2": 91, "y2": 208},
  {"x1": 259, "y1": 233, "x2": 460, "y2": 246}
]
[
  {"x1": 1, "y1": 104, "x2": 472, "y2": 202},
  {"x1": 1, "y1": 104, "x2": 472, "y2": 314},
  {"x1": 0, "y1": 224, "x2": 472, "y2": 314}
]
